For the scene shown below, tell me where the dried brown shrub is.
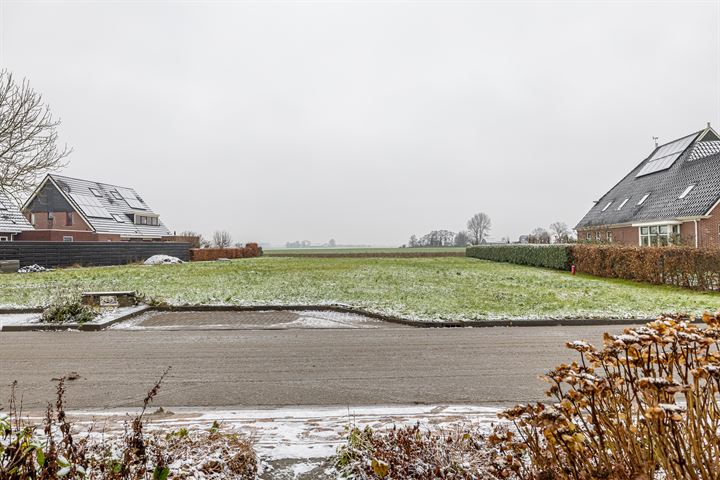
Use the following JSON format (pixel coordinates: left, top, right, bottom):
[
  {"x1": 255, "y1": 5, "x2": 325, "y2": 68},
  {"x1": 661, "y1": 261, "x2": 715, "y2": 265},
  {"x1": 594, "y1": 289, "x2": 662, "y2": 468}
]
[{"x1": 493, "y1": 312, "x2": 720, "y2": 480}]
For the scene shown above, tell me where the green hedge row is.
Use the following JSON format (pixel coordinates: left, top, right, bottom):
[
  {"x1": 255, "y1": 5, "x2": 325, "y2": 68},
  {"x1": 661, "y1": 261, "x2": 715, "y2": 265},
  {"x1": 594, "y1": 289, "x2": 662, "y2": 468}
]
[{"x1": 465, "y1": 244, "x2": 573, "y2": 270}]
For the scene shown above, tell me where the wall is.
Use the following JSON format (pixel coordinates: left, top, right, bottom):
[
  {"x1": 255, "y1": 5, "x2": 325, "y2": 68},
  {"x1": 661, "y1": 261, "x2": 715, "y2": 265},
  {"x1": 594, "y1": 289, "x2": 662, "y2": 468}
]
[
  {"x1": 698, "y1": 204, "x2": 720, "y2": 248},
  {"x1": 15, "y1": 230, "x2": 122, "y2": 242},
  {"x1": 0, "y1": 242, "x2": 191, "y2": 268},
  {"x1": 25, "y1": 211, "x2": 93, "y2": 232},
  {"x1": 577, "y1": 226, "x2": 638, "y2": 245}
]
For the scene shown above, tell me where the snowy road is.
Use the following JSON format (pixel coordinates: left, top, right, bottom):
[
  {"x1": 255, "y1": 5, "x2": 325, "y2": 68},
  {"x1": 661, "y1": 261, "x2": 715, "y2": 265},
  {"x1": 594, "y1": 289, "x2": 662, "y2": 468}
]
[{"x1": 0, "y1": 321, "x2": 633, "y2": 410}]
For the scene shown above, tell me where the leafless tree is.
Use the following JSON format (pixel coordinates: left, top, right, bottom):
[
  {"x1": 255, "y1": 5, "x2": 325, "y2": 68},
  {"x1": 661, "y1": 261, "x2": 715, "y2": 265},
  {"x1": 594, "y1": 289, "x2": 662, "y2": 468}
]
[
  {"x1": 467, "y1": 212, "x2": 492, "y2": 245},
  {"x1": 549, "y1": 221, "x2": 570, "y2": 243},
  {"x1": 454, "y1": 230, "x2": 470, "y2": 246},
  {"x1": 529, "y1": 227, "x2": 551, "y2": 244},
  {"x1": 180, "y1": 230, "x2": 211, "y2": 248},
  {"x1": 0, "y1": 70, "x2": 71, "y2": 201},
  {"x1": 212, "y1": 230, "x2": 233, "y2": 248}
]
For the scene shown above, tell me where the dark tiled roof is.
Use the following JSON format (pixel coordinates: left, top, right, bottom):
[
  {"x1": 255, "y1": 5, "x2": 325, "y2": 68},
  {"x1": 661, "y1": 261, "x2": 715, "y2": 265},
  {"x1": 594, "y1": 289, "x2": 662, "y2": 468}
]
[
  {"x1": 47, "y1": 174, "x2": 171, "y2": 237},
  {"x1": 576, "y1": 127, "x2": 720, "y2": 229},
  {"x1": 0, "y1": 190, "x2": 34, "y2": 234}
]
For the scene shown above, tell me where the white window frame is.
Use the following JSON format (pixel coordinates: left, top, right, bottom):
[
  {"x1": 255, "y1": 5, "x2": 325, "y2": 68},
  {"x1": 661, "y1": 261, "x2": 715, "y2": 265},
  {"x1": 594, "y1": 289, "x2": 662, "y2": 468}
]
[
  {"x1": 607, "y1": 231, "x2": 613, "y2": 242},
  {"x1": 601, "y1": 201, "x2": 613, "y2": 212},
  {"x1": 616, "y1": 198, "x2": 629, "y2": 210},
  {"x1": 0, "y1": 236, "x2": 8, "y2": 242},
  {"x1": 62, "y1": 236, "x2": 74, "y2": 242},
  {"x1": 639, "y1": 224, "x2": 680, "y2": 246},
  {"x1": 586, "y1": 232, "x2": 591, "y2": 240},
  {"x1": 596, "y1": 231, "x2": 602, "y2": 241},
  {"x1": 637, "y1": 193, "x2": 650, "y2": 205},
  {"x1": 89, "y1": 188, "x2": 103, "y2": 197}
]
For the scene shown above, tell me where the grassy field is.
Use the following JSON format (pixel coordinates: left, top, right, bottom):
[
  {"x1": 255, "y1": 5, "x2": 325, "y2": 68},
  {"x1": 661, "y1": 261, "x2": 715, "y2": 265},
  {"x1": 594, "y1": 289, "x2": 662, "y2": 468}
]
[
  {"x1": 263, "y1": 246, "x2": 465, "y2": 255},
  {"x1": 2, "y1": 257, "x2": 719, "y2": 321}
]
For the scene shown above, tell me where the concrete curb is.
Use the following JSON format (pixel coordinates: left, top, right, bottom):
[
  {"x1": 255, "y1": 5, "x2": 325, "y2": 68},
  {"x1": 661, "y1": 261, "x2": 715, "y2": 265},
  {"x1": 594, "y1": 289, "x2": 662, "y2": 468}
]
[
  {"x1": 153, "y1": 304, "x2": 660, "y2": 328},
  {"x1": 1, "y1": 305, "x2": 151, "y2": 332},
  {"x1": 0, "y1": 303, "x2": 673, "y2": 331}
]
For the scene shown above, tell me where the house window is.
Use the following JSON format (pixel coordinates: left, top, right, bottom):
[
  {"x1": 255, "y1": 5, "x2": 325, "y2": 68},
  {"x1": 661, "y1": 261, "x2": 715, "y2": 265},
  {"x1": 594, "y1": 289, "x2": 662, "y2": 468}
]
[
  {"x1": 607, "y1": 231, "x2": 613, "y2": 242},
  {"x1": 0, "y1": 236, "x2": 8, "y2": 242},
  {"x1": 616, "y1": 198, "x2": 629, "y2": 210},
  {"x1": 89, "y1": 188, "x2": 103, "y2": 197},
  {"x1": 66, "y1": 211, "x2": 74, "y2": 226},
  {"x1": 596, "y1": 232, "x2": 601, "y2": 241},
  {"x1": 150, "y1": 217, "x2": 158, "y2": 226},
  {"x1": 586, "y1": 232, "x2": 591, "y2": 241},
  {"x1": 140, "y1": 216, "x2": 148, "y2": 225},
  {"x1": 637, "y1": 193, "x2": 650, "y2": 205},
  {"x1": 30, "y1": 213, "x2": 36, "y2": 225},
  {"x1": 640, "y1": 225, "x2": 680, "y2": 246},
  {"x1": 111, "y1": 191, "x2": 123, "y2": 200},
  {"x1": 63, "y1": 236, "x2": 73, "y2": 242},
  {"x1": 601, "y1": 202, "x2": 613, "y2": 212}
]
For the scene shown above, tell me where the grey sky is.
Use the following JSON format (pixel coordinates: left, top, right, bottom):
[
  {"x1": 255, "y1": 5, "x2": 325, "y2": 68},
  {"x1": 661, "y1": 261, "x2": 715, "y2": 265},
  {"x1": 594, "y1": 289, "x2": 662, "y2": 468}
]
[{"x1": 1, "y1": 1, "x2": 719, "y2": 246}]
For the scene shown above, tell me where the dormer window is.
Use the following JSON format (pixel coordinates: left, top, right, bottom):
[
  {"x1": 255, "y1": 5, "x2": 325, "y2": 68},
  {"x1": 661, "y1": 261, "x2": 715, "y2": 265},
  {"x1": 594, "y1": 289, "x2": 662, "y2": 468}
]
[
  {"x1": 134, "y1": 214, "x2": 159, "y2": 226},
  {"x1": 678, "y1": 185, "x2": 695, "y2": 199},
  {"x1": 601, "y1": 201, "x2": 613, "y2": 212}
]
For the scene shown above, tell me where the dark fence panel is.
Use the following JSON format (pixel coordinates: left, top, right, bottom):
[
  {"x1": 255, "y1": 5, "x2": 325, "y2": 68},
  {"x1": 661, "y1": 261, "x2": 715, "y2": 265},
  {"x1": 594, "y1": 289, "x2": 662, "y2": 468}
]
[{"x1": 0, "y1": 242, "x2": 191, "y2": 268}]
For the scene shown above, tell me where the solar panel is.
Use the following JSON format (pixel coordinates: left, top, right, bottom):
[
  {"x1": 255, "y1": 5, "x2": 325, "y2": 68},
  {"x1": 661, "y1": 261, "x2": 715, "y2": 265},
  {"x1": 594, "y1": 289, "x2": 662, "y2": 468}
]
[
  {"x1": 117, "y1": 187, "x2": 146, "y2": 210},
  {"x1": 70, "y1": 193, "x2": 112, "y2": 218},
  {"x1": 636, "y1": 134, "x2": 697, "y2": 177}
]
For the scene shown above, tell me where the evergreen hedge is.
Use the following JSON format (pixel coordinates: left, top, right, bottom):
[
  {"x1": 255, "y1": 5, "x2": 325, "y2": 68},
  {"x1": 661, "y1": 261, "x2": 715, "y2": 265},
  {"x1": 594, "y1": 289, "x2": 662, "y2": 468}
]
[{"x1": 465, "y1": 244, "x2": 573, "y2": 270}]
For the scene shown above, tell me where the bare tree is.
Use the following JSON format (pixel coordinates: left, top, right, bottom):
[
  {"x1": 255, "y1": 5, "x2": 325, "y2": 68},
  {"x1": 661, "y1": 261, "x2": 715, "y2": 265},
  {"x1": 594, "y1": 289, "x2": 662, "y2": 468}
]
[
  {"x1": 212, "y1": 230, "x2": 233, "y2": 248},
  {"x1": 454, "y1": 230, "x2": 470, "y2": 246},
  {"x1": 549, "y1": 221, "x2": 570, "y2": 243},
  {"x1": 467, "y1": 212, "x2": 492, "y2": 245},
  {"x1": 529, "y1": 227, "x2": 551, "y2": 244},
  {"x1": 0, "y1": 70, "x2": 71, "y2": 200},
  {"x1": 180, "y1": 230, "x2": 211, "y2": 248}
]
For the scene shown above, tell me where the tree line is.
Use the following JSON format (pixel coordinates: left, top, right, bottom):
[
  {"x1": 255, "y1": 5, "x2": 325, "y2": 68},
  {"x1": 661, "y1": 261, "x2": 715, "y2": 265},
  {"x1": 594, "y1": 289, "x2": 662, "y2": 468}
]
[{"x1": 407, "y1": 212, "x2": 492, "y2": 247}]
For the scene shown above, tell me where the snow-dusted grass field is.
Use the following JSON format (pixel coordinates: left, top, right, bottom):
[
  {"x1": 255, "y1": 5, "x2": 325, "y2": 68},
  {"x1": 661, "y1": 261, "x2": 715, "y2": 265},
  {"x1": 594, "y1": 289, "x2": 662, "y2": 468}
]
[{"x1": 1, "y1": 256, "x2": 719, "y2": 321}]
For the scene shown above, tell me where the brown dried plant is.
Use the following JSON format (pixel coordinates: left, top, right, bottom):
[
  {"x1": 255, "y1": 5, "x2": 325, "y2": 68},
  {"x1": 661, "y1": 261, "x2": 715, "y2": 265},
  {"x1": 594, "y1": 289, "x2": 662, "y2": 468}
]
[{"x1": 491, "y1": 312, "x2": 720, "y2": 480}]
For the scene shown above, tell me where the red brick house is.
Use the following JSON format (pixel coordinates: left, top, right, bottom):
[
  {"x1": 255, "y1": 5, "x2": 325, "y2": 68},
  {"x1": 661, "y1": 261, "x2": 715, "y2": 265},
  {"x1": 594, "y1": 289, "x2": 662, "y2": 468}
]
[
  {"x1": 17, "y1": 174, "x2": 172, "y2": 242},
  {"x1": 576, "y1": 124, "x2": 720, "y2": 248}
]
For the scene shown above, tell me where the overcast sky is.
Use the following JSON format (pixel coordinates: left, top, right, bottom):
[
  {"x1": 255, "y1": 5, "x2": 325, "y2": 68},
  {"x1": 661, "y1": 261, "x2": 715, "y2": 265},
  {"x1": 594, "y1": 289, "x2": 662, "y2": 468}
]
[{"x1": 1, "y1": 1, "x2": 719, "y2": 246}]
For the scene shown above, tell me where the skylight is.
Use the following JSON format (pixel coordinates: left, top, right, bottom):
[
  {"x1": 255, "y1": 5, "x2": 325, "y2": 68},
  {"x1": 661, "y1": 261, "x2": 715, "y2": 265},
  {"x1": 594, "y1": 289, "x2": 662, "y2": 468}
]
[
  {"x1": 89, "y1": 187, "x2": 103, "y2": 197},
  {"x1": 111, "y1": 191, "x2": 123, "y2": 200},
  {"x1": 616, "y1": 198, "x2": 629, "y2": 210},
  {"x1": 112, "y1": 213, "x2": 126, "y2": 223},
  {"x1": 678, "y1": 185, "x2": 695, "y2": 199},
  {"x1": 637, "y1": 193, "x2": 650, "y2": 205},
  {"x1": 601, "y1": 201, "x2": 613, "y2": 212}
]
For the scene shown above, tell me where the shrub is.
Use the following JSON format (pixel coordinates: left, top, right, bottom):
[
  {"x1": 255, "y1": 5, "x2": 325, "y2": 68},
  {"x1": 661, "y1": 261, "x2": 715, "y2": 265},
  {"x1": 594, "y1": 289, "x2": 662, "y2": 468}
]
[
  {"x1": 571, "y1": 244, "x2": 720, "y2": 290},
  {"x1": 466, "y1": 244, "x2": 572, "y2": 270},
  {"x1": 336, "y1": 423, "x2": 503, "y2": 479},
  {"x1": 492, "y1": 312, "x2": 720, "y2": 479},
  {"x1": 190, "y1": 243, "x2": 263, "y2": 262},
  {"x1": 41, "y1": 301, "x2": 97, "y2": 324}
]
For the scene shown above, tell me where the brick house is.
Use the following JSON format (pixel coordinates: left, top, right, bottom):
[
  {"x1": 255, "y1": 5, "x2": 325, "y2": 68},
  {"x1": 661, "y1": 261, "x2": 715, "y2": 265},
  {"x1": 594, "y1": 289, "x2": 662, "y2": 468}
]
[
  {"x1": 0, "y1": 190, "x2": 34, "y2": 241},
  {"x1": 17, "y1": 174, "x2": 172, "y2": 242},
  {"x1": 576, "y1": 124, "x2": 720, "y2": 248}
]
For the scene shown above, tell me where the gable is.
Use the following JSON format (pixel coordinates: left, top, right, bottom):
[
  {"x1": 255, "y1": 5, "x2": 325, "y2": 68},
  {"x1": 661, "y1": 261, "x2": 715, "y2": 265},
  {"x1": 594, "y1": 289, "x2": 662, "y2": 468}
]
[{"x1": 25, "y1": 181, "x2": 76, "y2": 213}]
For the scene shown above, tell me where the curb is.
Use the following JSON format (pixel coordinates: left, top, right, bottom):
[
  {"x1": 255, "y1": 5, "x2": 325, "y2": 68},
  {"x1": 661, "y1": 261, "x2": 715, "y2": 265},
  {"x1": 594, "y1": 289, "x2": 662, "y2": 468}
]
[
  {"x1": 0, "y1": 303, "x2": 675, "y2": 331},
  {"x1": 1, "y1": 305, "x2": 151, "y2": 332}
]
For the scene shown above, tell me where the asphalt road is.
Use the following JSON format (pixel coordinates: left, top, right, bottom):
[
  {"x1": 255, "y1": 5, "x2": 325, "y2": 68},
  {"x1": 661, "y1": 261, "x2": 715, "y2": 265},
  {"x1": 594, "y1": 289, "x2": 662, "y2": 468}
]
[{"x1": 0, "y1": 323, "x2": 630, "y2": 411}]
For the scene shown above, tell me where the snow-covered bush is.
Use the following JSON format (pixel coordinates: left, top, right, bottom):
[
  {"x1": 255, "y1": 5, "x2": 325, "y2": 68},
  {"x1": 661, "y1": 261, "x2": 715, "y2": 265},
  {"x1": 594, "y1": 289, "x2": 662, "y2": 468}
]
[{"x1": 41, "y1": 301, "x2": 97, "y2": 324}]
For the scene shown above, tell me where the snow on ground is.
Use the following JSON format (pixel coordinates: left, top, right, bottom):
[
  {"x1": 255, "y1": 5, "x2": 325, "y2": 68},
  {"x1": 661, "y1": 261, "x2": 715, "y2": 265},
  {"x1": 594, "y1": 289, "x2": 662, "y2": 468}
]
[
  {"x1": 0, "y1": 305, "x2": 148, "y2": 329},
  {"x1": 144, "y1": 254, "x2": 183, "y2": 265},
  {"x1": 0, "y1": 312, "x2": 40, "y2": 328},
  {"x1": 52, "y1": 404, "x2": 501, "y2": 478}
]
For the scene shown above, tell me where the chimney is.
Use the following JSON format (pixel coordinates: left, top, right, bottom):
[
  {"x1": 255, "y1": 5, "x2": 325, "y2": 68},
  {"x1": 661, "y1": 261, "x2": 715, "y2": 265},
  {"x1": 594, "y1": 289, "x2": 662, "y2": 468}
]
[{"x1": 708, "y1": 122, "x2": 712, "y2": 129}]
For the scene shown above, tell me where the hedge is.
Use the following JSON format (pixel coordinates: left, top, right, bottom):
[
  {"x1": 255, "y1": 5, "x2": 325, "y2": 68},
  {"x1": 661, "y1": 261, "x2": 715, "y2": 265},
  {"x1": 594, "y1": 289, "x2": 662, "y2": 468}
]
[
  {"x1": 466, "y1": 243, "x2": 720, "y2": 291},
  {"x1": 465, "y1": 244, "x2": 573, "y2": 270},
  {"x1": 571, "y1": 244, "x2": 720, "y2": 291},
  {"x1": 190, "y1": 243, "x2": 262, "y2": 262}
]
